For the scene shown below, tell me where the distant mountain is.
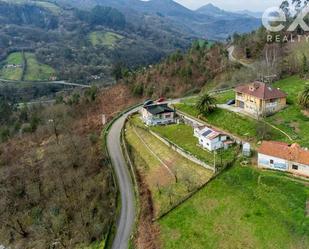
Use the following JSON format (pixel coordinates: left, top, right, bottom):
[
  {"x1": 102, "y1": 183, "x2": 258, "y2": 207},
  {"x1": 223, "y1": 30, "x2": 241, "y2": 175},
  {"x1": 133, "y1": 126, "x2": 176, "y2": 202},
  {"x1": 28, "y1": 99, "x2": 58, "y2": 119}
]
[
  {"x1": 236, "y1": 10, "x2": 263, "y2": 19},
  {"x1": 56, "y1": 0, "x2": 261, "y2": 40},
  {"x1": 196, "y1": 3, "x2": 238, "y2": 19},
  {"x1": 0, "y1": 0, "x2": 193, "y2": 84}
]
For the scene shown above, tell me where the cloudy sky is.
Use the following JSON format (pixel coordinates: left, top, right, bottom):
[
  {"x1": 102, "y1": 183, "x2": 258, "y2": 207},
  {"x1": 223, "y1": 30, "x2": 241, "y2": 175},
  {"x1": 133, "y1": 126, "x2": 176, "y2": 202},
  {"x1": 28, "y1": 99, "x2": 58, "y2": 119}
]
[{"x1": 174, "y1": 0, "x2": 282, "y2": 11}]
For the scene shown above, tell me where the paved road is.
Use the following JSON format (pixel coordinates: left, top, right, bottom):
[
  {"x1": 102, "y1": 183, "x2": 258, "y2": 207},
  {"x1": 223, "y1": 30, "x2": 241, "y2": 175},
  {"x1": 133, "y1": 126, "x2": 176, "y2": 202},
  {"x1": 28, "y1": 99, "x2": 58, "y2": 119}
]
[
  {"x1": 0, "y1": 78, "x2": 91, "y2": 88},
  {"x1": 107, "y1": 107, "x2": 141, "y2": 249}
]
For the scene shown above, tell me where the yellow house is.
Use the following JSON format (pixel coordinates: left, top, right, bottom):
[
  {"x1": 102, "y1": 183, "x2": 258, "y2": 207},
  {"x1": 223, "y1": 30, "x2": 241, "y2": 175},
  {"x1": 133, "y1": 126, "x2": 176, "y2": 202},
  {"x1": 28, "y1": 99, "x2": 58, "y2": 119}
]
[{"x1": 235, "y1": 81, "x2": 287, "y2": 116}]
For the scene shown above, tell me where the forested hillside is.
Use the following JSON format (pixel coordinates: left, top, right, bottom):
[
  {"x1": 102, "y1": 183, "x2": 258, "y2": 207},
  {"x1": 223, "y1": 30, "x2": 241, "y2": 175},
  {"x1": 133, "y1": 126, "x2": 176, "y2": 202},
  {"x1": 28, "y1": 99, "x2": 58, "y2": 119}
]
[
  {"x1": 0, "y1": 0, "x2": 192, "y2": 84},
  {"x1": 120, "y1": 41, "x2": 235, "y2": 98},
  {"x1": 0, "y1": 84, "x2": 141, "y2": 249}
]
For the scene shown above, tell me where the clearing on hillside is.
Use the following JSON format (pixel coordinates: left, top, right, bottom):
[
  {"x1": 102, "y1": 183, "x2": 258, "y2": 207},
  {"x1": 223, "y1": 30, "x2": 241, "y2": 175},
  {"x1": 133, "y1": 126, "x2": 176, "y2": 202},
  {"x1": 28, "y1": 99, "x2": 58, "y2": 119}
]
[
  {"x1": 24, "y1": 53, "x2": 55, "y2": 81},
  {"x1": 159, "y1": 165, "x2": 309, "y2": 249},
  {"x1": 0, "y1": 52, "x2": 24, "y2": 80},
  {"x1": 89, "y1": 31, "x2": 124, "y2": 48}
]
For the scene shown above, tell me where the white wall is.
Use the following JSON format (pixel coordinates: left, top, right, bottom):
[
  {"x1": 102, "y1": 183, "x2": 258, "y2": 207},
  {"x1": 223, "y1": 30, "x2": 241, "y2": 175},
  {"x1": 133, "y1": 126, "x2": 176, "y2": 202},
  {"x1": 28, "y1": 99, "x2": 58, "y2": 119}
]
[
  {"x1": 259, "y1": 153, "x2": 309, "y2": 177},
  {"x1": 258, "y1": 153, "x2": 288, "y2": 171},
  {"x1": 289, "y1": 162, "x2": 309, "y2": 177}
]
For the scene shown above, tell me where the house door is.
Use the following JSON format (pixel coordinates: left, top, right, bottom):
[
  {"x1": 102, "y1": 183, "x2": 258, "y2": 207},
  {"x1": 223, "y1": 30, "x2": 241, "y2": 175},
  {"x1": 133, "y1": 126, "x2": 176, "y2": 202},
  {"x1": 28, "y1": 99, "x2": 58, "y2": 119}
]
[{"x1": 238, "y1": 101, "x2": 244, "y2": 108}]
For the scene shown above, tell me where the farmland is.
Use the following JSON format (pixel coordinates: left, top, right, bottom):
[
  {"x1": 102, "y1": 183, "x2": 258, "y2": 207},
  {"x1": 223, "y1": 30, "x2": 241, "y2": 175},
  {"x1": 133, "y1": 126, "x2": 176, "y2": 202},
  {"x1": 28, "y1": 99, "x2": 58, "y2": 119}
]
[
  {"x1": 125, "y1": 116, "x2": 213, "y2": 218},
  {"x1": 0, "y1": 52, "x2": 24, "y2": 80},
  {"x1": 159, "y1": 164, "x2": 309, "y2": 249},
  {"x1": 0, "y1": 52, "x2": 55, "y2": 81},
  {"x1": 24, "y1": 53, "x2": 55, "y2": 81}
]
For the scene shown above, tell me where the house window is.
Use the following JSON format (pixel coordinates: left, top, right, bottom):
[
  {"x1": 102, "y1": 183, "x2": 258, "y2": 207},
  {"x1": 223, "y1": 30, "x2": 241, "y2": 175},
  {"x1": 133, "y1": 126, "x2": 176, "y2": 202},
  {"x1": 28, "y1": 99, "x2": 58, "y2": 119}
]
[
  {"x1": 270, "y1": 159, "x2": 274, "y2": 164},
  {"x1": 292, "y1": 165, "x2": 298, "y2": 170},
  {"x1": 165, "y1": 114, "x2": 171, "y2": 118}
]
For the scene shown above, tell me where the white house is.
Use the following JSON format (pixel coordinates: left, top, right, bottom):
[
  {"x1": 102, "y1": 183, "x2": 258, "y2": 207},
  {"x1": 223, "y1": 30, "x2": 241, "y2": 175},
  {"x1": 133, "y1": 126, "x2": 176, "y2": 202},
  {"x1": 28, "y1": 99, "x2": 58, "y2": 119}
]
[
  {"x1": 258, "y1": 141, "x2": 309, "y2": 178},
  {"x1": 194, "y1": 126, "x2": 231, "y2": 151},
  {"x1": 141, "y1": 103, "x2": 175, "y2": 126}
]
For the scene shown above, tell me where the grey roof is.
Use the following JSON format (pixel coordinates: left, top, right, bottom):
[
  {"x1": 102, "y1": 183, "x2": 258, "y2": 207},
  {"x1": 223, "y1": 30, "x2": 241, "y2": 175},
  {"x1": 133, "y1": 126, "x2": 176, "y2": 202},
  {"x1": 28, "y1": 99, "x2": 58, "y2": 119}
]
[{"x1": 145, "y1": 104, "x2": 174, "y2": 115}]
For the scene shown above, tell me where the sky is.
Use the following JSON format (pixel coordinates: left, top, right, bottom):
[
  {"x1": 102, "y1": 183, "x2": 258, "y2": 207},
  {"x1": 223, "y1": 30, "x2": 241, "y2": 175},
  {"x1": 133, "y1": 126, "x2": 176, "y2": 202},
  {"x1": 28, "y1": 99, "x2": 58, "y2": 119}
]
[{"x1": 174, "y1": 0, "x2": 283, "y2": 12}]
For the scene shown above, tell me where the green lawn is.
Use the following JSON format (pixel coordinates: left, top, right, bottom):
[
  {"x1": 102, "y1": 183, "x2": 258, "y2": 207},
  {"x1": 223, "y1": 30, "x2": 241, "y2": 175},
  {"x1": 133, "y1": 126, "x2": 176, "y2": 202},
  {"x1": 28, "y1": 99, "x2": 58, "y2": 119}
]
[
  {"x1": 175, "y1": 104, "x2": 287, "y2": 143},
  {"x1": 180, "y1": 90, "x2": 234, "y2": 106},
  {"x1": 24, "y1": 53, "x2": 55, "y2": 81},
  {"x1": 267, "y1": 76, "x2": 309, "y2": 147},
  {"x1": 151, "y1": 123, "x2": 236, "y2": 168},
  {"x1": 126, "y1": 118, "x2": 213, "y2": 218},
  {"x1": 0, "y1": 52, "x2": 24, "y2": 80},
  {"x1": 159, "y1": 165, "x2": 309, "y2": 249},
  {"x1": 89, "y1": 31, "x2": 124, "y2": 48},
  {"x1": 215, "y1": 90, "x2": 234, "y2": 104}
]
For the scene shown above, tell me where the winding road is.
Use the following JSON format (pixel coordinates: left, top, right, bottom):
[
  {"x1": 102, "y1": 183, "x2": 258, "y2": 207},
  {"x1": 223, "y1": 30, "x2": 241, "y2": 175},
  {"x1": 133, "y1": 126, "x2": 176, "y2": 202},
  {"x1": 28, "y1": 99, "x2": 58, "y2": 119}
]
[
  {"x1": 227, "y1": 46, "x2": 254, "y2": 69},
  {"x1": 107, "y1": 107, "x2": 140, "y2": 249},
  {"x1": 0, "y1": 78, "x2": 91, "y2": 88},
  {"x1": 106, "y1": 99, "x2": 186, "y2": 249}
]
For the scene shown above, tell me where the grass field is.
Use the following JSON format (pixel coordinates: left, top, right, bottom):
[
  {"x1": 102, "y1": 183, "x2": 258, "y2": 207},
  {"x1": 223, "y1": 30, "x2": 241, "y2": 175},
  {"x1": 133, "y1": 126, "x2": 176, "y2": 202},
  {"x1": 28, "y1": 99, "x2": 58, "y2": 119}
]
[
  {"x1": 150, "y1": 123, "x2": 236, "y2": 168},
  {"x1": 0, "y1": 52, "x2": 24, "y2": 80},
  {"x1": 215, "y1": 90, "x2": 234, "y2": 104},
  {"x1": 89, "y1": 31, "x2": 124, "y2": 48},
  {"x1": 267, "y1": 76, "x2": 309, "y2": 147},
  {"x1": 159, "y1": 164, "x2": 309, "y2": 249},
  {"x1": 175, "y1": 104, "x2": 287, "y2": 143},
  {"x1": 180, "y1": 90, "x2": 234, "y2": 106},
  {"x1": 24, "y1": 53, "x2": 55, "y2": 81},
  {"x1": 125, "y1": 118, "x2": 213, "y2": 218}
]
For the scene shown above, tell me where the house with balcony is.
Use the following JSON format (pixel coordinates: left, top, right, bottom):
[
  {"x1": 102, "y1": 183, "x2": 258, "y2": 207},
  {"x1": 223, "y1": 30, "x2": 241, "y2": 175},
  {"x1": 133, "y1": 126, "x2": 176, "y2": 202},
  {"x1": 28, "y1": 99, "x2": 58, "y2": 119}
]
[
  {"x1": 141, "y1": 103, "x2": 175, "y2": 126},
  {"x1": 258, "y1": 141, "x2": 309, "y2": 178},
  {"x1": 235, "y1": 81, "x2": 287, "y2": 116}
]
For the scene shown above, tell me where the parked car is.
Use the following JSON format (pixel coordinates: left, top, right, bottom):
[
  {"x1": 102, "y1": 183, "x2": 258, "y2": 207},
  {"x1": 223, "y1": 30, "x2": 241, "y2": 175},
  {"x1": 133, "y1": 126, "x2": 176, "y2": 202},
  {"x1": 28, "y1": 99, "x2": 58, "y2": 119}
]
[
  {"x1": 143, "y1": 100, "x2": 154, "y2": 107},
  {"x1": 156, "y1": 97, "x2": 165, "y2": 103},
  {"x1": 226, "y1": 99, "x2": 236, "y2": 105}
]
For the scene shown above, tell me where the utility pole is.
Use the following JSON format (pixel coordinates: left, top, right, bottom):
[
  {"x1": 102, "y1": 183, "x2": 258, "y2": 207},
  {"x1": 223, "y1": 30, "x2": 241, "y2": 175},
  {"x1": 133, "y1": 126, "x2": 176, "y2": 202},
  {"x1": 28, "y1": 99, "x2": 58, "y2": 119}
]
[{"x1": 213, "y1": 151, "x2": 216, "y2": 171}]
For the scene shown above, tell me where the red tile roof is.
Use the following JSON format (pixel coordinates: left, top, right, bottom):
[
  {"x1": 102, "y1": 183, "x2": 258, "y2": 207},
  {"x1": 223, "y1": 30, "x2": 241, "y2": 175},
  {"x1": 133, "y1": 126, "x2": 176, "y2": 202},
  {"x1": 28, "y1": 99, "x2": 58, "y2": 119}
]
[
  {"x1": 235, "y1": 81, "x2": 287, "y2": 100},
  {"x1": 258, "y1": 141, "x2": 309, "y2": 165}
]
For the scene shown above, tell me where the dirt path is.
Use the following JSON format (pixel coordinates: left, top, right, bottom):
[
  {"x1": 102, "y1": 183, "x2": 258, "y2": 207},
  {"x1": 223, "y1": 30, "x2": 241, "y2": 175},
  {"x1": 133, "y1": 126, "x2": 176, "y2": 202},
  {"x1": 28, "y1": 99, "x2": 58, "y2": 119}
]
[{"x1": 227, "y1": 46, "x2": 254, "y2": 69}]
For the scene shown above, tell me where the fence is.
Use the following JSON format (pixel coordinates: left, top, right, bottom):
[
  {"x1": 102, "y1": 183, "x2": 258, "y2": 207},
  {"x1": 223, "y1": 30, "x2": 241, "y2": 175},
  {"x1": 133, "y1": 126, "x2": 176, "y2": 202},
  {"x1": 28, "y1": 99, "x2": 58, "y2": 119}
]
[{"x1": 148, "y1": 130, "x2": 215, "y2": 173}]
